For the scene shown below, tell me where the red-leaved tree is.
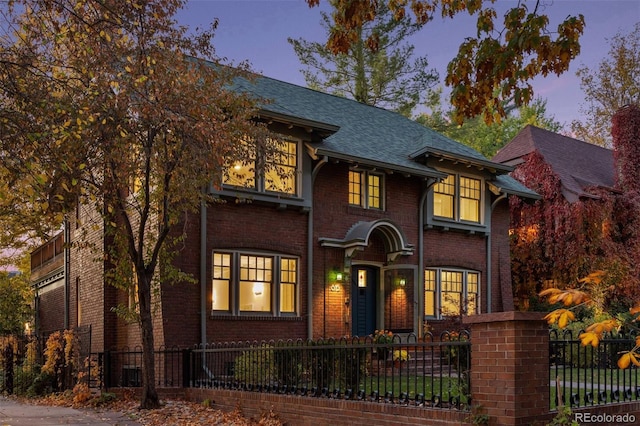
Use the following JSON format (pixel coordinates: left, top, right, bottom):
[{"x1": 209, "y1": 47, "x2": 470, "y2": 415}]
[{"x1": 509, "y1": 105, "x2": 640, "y2": 309}]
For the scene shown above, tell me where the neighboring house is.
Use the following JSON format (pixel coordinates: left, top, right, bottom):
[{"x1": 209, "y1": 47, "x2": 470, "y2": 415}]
[
  {"x1": 492, "y1": 125, "x2": 615, "y2": 202},
  {"x1": 31, "y1": 74, "x2": 538, "y2": 353},
  {"x1": 493, "y1": 124, "x2": 639, "y2": 308},
  {"x1": 30, "y1": 232, "x2": 66, "y2": 334}
]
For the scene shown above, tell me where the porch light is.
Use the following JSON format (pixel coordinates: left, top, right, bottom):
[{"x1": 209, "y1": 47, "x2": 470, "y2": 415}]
[
  {"x1": 253, "y1": 282, "x2": 264, "y2": 296},
  {"x1": 358, "y1": 269, "x2": 367, "y2": 288}
]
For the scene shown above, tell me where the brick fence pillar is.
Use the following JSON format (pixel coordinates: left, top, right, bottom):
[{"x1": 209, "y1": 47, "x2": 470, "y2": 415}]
[{"x1": 463, "y1": 311, "x2": 549, "y2": 425}]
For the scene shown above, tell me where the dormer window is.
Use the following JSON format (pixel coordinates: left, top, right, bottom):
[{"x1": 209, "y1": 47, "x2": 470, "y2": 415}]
[
  {"x1": 349, "y1": 169, "x2": 384, "y2": 210},
  {"x1": 433, "y1": 174, "x2": 481, "y2": 224},
  {"x1": 224, "y1": 137, "x2": 299, "y2": 196}
]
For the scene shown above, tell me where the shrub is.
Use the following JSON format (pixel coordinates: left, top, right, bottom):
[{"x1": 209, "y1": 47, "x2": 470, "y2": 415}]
[
  {"x1": 234, "y1": 344, "x2": 277, "y2": 385},
  {"x1": 25, "y1": 369, "x2": 56, "y2": 397}
]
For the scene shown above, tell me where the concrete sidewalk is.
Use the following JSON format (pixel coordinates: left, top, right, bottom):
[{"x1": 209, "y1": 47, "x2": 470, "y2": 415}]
[{"x1": 0, "y1": 396, "x2": 140, "y2": 425}]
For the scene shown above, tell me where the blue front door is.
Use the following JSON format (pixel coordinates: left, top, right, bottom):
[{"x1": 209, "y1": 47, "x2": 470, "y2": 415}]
[{"x1": 352, "y1": 265, "x2": 377, "y2": 337}]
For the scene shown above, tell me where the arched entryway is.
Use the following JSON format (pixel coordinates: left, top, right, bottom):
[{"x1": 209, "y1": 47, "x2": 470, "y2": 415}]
[{"x1": 319, "y1": 219, "x2": 416, "y2": 336}]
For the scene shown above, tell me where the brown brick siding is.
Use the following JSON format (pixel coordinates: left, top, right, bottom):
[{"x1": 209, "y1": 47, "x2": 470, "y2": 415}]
[
  {"x1": 115, "y1": 388, "x2": 468, "y2": 426},
  {"x1": 464, "y1": 312, "x2": 549, "y2": 426},
  {"x1": 37, "y1": 285, "x2": 65, "y2": 333},
  {"x1": 40, "y1": 158, "x2": 515, "y2": 351}
]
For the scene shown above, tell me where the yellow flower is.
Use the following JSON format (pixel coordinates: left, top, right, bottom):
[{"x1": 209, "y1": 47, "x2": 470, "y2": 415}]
[{"x1": 392, "y1": 349, "x2": 410, "y2": 361}]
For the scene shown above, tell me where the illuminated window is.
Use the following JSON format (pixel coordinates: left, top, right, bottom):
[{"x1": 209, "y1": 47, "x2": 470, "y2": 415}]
[
  {"x1": 223, "y1": 137, "x2": 297, "y2": 196},
  {"x1": 239, "y1": 255, "x2": 272, "y2": 312},
  {"x1": 265, "y1": 140, "x2": 297, "y2": 194},
  {"x1": 280, "y1": 258, "x2": 297, "y2": 313},
  {"x1": 212, "y1": 251, "x2": 298, "y2": 316},
  {"x1": 424, "y1": 268, "x2": 479, "y2": 319},
  {"x1": 349, "y1": 169, "x2": 384, "y2": 210},
  {"x1": 424, "y1": 270, "x2": 436, "y2": 317},
  {"x1": 348, "y1": 171, "x2": 362, "y2": 206},
  {"x1": 432, "y1": 174, "x2": 482, "y2": 224},
  {"x1": 433, "y1": 175, "x2": 454, "y2": 219},
  {"x1": 460, "y1": 177, "x2": 480, "y2": 222},
  {"x1": 441, "y1": 271, "x2": 462, "y2": 316},
  {"x1": 212, "y1": 253, "x2": 231, "y2": 311},
  {"x1": 368, "y1": 174, "x2": 381, "y2": 209}
]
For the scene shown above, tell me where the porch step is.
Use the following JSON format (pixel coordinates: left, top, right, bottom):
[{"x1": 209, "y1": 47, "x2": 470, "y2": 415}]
[{"x1": 372, "y1": 349, "x2": 459, "y2": 376}]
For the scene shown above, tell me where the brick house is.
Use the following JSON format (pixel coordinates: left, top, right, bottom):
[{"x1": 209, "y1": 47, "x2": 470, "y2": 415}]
[
  {"x1": 492, "y1": 123, "x2": 640, "y2": 307},
  {"x1": 31, "y1": 73, "x2": 538, "y2": 352},
  {"x1": 492, "y1": 124, "x2": 615, "y2": 202}
]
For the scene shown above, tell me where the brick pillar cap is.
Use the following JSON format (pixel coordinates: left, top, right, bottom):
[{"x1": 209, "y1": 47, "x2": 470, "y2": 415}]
[{"x1": 462, "y1": 311, "x2": 546, "y2": 325}]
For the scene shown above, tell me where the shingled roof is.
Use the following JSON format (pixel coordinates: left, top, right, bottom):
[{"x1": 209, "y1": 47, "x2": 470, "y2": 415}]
[
  {"x1": 492, "y1": 125, "x2": 615, "y2": 202},
  {"x1": 233, "y1": 73, "x2": 538, "y2": 200}
]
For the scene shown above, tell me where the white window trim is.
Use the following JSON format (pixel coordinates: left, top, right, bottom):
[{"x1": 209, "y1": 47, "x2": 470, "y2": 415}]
[
  {"x1": 424, "y1": 268, "x2": 480, "y2": 319},
  {"x1": 212, "y1": 250, "x2": 299, "y2": 317}
]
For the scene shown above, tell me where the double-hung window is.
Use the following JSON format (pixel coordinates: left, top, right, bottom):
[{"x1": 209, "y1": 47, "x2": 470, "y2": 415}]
[
  {"x1": 349, "y1": 170, "x2": 384, "y2": 209},
  {"x1": 424, "y1": 268, "x2": 479, "y2": 318},
  {"x1": 433, "y1": 174, "x2": 482, "y2": 223},
  {"x1": 224, "y1": 137, "x2": 299, "y2": 196},
  {"x1": 212, "y1": 251, "x2": 298, "y2": 316}
]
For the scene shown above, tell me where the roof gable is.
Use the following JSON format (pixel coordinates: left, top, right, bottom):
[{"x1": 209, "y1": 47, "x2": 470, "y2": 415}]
[
  {"x1": 493, "y1": 125, "x2": 615, "y2": 202},
  {"x1": 236, "y1": 74, "x2": 513, "y2": 176},
  {"x1": 228, "y1": 71, "x2": 538, "y2": 200}
]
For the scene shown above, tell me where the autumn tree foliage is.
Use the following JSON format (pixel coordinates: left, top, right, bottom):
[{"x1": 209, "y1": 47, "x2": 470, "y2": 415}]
[
  {"x1": 516, "y1": 106, "x2": 640, "y2": 362},
  {"x1": 612, "y1": 104, "x2": 640, "y2": 194},
  {"x1": 306, "y1": 0, "x2": 584, "y2": 124},
  {"x1": 540, "y1": 271, "x2": 640, "y2": 370},
  {"x1": 289, "y1": 0, "x2": 438, "y2": 117},
  {"x1": 0, "y1": 0, "x2": 265, "y2": 409},
  {"x1": 571, "y1": 23, "x2": 640, "y2": 147},
  {"x1": 509, "y1": 150, "x2": 640, "y2": 310}
]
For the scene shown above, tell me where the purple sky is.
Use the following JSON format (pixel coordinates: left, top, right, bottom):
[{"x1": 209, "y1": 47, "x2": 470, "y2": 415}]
[{"x1": 176, "y1": 0, "x2": 639, "y2": 129}]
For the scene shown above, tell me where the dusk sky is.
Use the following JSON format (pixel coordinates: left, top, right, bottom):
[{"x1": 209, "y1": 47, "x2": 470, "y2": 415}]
[{"x1": 176, "y1": 0, "x2": 639, "y2": 129}]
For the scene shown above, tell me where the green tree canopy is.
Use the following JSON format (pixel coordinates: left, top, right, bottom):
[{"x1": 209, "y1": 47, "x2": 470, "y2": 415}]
[
  {"x1": 290, "y1": 0, "x2": 438, "y2": 116},
  {"x1": 306, "y1": 0, "x2": 584, "y2": 124},
  {"x1": 571, "y1": 22, "x2": 640, "y2": 147},
  {"x1": 416, "y1": 92, "x2": 561, "y2": 158},
  {"x1": 0, "y1": 256, "x2": 33, "y2": 335}
]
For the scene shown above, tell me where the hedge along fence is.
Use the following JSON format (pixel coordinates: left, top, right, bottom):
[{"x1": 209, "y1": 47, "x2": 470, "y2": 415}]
[{"x1": 187, "y1": 332, "x2": 471, "y2": 410}]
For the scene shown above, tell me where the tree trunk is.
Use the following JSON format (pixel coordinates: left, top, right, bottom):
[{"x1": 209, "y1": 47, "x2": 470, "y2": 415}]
[{"x1": 138, "y1": 272, "x2": 160, "y2": 409}]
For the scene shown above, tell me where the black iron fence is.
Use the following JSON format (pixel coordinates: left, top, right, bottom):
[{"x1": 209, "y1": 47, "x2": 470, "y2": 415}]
[
  {"x1": 550, "y1": 329, "x2": 640, "y2": 409},
  {"x1": 0, "y1": 325, "x2": 93, "y2": 396},
  {"x1": 4, "y1": 329, "x2": 470, "y2": 411},
  {"x1": 100, "y1": 346, "x2": 187, "y2": 388},
  {"x1": 187, "y1": 332, "x2": 471, "y2": 410}
]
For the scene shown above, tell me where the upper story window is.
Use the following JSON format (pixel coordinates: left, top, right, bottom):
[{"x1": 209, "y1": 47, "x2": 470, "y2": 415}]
[
  {"x1": 424, "y1": 268, "x2": 479, "y2": 319},
  {"x1": 349, "y1": 170, "x2": 384, "y2": 210},
  {"x1": 212, "y1": 250, "x2": 298, "y2": 316},
  {"x1": 433, "y1": 174, "x2": 481, "y2": 223},
  {"x1": 224, "y1": 137, "x2": 298, "y2": 196}
]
